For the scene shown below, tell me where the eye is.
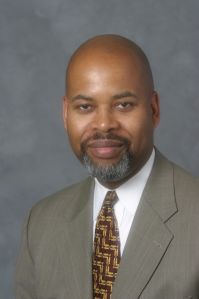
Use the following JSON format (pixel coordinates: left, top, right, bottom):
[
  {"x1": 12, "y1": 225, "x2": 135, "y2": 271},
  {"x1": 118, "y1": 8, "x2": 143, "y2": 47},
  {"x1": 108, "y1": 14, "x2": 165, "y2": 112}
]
[
  {"x1": 80, "y1": 104, "x2": 91, "y2": 110},
  {"x1": 115, "y1": 101, "x2": 135, "y2": 111},
  {"x1": 76, "y1": 103, "x2": 94, "y2": 113}
]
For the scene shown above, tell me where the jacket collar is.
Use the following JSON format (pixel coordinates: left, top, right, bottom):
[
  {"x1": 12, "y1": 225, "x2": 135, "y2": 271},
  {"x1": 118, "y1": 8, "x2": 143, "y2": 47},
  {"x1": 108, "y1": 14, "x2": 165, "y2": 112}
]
[{"x1": 64, "y1": 151, "x2": 178, "y2": 299}]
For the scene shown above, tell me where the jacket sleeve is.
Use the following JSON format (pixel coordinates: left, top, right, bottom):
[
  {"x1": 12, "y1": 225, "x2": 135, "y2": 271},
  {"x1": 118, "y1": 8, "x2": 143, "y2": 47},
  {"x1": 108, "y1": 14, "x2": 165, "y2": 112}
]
[{"x1": 15, "y1": 210, "x2": 37, "y2": 299}]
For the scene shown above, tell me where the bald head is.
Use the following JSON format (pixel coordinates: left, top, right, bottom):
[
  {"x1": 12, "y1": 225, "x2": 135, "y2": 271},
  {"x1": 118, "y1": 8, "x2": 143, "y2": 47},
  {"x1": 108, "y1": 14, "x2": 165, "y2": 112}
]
[
  {"x1": 66, "y1": 34, "x2": 154, "y2": 95},
  {"x1": 63, "y1": 34, "x2": 160, "y2": 187}
]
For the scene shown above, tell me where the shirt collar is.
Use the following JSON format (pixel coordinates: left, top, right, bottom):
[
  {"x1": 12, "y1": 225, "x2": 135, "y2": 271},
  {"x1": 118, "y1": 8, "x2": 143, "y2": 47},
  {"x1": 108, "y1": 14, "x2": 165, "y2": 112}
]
[{"x1": 93, "y1": 148, "x2": 155, "y2": 220}]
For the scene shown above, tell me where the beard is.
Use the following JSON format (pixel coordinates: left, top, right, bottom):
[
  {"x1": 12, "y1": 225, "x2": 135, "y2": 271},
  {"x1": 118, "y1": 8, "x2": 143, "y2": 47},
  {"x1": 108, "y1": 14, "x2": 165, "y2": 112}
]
[
  {"x1": 82, "y1": 151, "x2": 133, "y2": 182},
  {"x1": 80, "y1": 132, "x2": 133, "y2": 183}
]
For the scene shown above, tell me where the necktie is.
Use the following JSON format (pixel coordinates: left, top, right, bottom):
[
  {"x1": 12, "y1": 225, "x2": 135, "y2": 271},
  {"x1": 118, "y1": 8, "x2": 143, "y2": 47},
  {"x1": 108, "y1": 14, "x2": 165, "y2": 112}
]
[{"x1": 93, "y1": 191, "x2": 121, "y2": 299}]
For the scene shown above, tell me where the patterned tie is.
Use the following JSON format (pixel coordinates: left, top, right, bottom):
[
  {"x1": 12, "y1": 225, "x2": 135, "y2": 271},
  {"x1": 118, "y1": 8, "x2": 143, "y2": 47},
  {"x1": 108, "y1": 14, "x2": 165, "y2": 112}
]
[{"x1": 93, "y1": 191, "x2": 121, "y2": 299}]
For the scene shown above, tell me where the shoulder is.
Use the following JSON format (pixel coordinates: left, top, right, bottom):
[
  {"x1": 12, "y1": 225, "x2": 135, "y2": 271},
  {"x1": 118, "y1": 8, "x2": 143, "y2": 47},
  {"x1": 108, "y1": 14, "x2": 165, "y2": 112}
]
[
  {"x1": 28, "y1": 176, "x2": 93, "y2": 223},
  {"x1": 20, "y1": 177, "x2": 93, "y2": 259},
  {"x1": 172, "y1": 162, "x2": 199, "y2": 200},
  {"x1": 155, "y1": 149, "x2": 199, "y2": 197}
]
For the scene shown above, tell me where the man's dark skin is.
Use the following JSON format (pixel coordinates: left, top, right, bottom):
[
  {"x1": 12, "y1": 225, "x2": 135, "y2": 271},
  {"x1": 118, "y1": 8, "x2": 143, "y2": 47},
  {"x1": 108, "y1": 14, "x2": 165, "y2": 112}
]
[{"x1": 63, "y1": 34, "x2": 160, "y2": 189}]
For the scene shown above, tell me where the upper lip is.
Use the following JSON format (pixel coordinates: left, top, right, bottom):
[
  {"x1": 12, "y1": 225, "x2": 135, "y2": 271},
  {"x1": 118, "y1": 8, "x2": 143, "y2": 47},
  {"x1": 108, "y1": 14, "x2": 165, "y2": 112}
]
[{"x1": 87, "y1": 139, "x2": 123, "y2": 148}]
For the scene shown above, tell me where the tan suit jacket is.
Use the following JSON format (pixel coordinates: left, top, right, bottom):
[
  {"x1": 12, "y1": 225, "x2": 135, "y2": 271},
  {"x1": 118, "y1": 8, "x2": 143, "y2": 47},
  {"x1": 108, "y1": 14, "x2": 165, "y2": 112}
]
[{"x1": 15, "y1": 151, "x2": 199, "y2": 299}]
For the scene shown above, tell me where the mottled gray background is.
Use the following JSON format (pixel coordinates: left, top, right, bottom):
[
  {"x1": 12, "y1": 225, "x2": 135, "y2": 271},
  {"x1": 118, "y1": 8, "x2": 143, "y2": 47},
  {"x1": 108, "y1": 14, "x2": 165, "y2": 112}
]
[{"x1": 0, "y1": 0, "x2": 199, "y2": 298}]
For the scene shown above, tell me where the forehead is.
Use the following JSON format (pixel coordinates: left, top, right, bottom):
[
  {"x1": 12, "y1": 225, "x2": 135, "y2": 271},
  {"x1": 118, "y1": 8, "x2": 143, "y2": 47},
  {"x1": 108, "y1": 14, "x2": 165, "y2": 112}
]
[
  {"x1": 69, "y1": 47, "x2": 142, "y2": 71},
  {"x1": 66, "y1": 50, "x2": 144, "y2": 91}
]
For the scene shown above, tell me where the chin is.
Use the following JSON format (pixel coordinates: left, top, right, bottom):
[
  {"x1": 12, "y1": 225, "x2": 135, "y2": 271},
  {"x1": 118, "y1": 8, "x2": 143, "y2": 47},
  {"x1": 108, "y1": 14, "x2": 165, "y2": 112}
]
[{"x1": 82, "y1": 151, "x2": 133, "y2": 183}]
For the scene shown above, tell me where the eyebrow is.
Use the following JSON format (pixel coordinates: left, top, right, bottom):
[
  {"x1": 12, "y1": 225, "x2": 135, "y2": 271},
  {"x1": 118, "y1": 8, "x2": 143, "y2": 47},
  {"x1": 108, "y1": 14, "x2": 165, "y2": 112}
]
[
  {"x1": 112, "y1": 91, "x2": 138, "y2": 100},
  {"x1": 70, "y1": 94, "x2": 93, "y2": 101}
]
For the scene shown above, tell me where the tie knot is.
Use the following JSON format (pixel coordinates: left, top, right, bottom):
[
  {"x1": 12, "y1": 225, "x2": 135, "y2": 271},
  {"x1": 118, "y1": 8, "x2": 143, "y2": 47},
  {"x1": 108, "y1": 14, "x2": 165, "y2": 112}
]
[{"x1": 104, "y1": 191, "x2": 118, "y2": 208}]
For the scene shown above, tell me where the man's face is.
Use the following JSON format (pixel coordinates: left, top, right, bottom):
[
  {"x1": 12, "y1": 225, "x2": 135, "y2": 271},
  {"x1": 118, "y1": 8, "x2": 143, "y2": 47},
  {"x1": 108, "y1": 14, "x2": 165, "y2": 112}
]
[{"x1": 63, "y1": 52, "x2": 160, "y2": 188}]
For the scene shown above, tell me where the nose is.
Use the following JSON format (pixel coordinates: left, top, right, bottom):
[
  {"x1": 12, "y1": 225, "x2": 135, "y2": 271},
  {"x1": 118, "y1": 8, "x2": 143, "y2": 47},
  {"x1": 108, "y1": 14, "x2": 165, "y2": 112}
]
[{"x1": 92, "y1": 108, "x2": 120, "y2": 132}]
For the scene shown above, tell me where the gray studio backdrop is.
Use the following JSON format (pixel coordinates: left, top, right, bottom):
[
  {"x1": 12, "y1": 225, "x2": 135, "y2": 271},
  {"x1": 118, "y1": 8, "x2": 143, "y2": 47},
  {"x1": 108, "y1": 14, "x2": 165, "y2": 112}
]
[{"x1": 1, "y1": 0, "x2": 199, "y2": 298}]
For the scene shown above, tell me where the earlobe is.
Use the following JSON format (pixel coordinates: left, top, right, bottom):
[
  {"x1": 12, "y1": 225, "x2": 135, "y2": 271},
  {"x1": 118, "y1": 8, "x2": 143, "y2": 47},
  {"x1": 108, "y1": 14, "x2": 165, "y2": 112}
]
[
  {"x1": 62, "y1": 96, "x2": 68, "y2": 130},
  {"x1": 151, "y1": 91, "x2": 160, "y2": 128}
]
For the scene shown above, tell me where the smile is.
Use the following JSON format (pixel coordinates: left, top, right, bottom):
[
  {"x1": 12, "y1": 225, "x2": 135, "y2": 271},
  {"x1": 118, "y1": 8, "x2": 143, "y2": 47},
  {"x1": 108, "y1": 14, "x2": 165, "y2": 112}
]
[{"x1": 87, "y1": 140, "x2": 124, "y2": 159}]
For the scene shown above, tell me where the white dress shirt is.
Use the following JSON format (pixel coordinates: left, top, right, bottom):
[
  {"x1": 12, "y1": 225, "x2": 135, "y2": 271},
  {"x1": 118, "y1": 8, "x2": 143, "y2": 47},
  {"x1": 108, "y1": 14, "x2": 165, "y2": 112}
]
[{"x1": 93, "y1": 149, "x2": 155, "y2": 255}]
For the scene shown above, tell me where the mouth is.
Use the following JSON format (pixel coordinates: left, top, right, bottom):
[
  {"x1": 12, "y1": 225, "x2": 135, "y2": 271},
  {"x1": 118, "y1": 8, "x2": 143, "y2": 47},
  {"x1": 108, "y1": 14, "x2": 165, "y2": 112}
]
[{"x1": 86, "y1": 139, "x2": 125, "y2": 159}]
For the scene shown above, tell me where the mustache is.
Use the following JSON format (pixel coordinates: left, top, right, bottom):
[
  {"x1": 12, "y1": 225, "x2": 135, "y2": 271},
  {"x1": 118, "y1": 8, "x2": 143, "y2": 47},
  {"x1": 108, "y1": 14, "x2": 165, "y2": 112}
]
[{"x1": 81, "y1": 132, "x2": 130, "y2": 150}]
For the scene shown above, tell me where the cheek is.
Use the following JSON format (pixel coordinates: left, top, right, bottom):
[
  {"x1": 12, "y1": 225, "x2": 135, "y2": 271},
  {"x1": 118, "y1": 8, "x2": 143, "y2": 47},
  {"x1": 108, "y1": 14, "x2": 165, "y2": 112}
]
[
  {"x1": 123, "y1": 112, "x2": 154, "y2": 147},
  {"x1": 67, "y1": 123, "x2": 81, "y2": 144},
  {"x1": 66, "y1": 116, "x2": 90, "y2": 153}
]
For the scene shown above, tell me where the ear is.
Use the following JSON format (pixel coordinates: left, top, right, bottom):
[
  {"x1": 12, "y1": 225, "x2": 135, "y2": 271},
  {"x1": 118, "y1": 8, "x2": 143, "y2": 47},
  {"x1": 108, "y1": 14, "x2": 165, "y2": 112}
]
[
  {"x1": 62, "y1": 96, "x2": 68, "y2": 130},
  {"x1": 151, "y1": 91, "x2": 160, "y2": 128}
]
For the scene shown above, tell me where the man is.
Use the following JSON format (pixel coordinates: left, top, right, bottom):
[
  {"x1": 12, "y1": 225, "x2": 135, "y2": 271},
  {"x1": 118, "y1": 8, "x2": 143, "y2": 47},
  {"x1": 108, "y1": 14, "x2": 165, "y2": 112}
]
[{"x1": 16, "y1": 35, "x2": 199, "y2": 299}]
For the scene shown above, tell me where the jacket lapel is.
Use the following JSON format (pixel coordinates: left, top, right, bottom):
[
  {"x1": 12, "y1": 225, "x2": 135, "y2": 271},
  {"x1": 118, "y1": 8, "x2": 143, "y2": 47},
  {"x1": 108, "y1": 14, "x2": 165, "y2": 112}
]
[
  {"x1": 58, "y1": 152, "x2": 177, "y2": 299},
  {"x1": 60, "y1": 177, "x2": 94, "y2": 299},
  {"x1": 112, "y1": 151, "x2": 178, "y2": 299}
]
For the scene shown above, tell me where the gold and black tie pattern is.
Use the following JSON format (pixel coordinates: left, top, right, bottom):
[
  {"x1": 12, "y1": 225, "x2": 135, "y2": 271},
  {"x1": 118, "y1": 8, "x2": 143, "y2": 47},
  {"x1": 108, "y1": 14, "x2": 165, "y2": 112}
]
[{"x1": 93, "y1": 191, "x2": 121, "y2": 299}]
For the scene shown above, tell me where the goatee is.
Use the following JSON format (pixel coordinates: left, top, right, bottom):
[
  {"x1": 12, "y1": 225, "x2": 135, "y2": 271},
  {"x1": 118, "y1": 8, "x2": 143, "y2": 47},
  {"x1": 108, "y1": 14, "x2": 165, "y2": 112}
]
[{"x1": 82, "y1": 151, "x2": 133, "y2": 182}]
